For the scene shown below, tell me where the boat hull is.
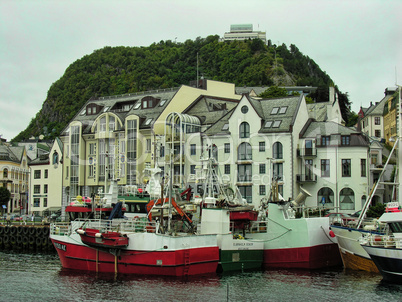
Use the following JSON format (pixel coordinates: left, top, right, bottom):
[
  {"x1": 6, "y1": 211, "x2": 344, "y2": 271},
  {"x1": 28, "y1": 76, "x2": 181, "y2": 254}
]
[
  {"x1": 361, "y1": 245, "x2": 402, "y2": 283},
  {"x1": 51, "y1": 233, "x2": 219, "y2": 277},
  {"x1": 248, "y1": 203, "x2": 342, "y2": 269},
  {"x1": 262, "y1": 243, "x2": 341, "y2": 269},
  {"x1": 219, "y1": 249, "x2": 263, "y2": 272},
  {"x1": 331, "y1": 225, "x2": 379, "y2": 272}
]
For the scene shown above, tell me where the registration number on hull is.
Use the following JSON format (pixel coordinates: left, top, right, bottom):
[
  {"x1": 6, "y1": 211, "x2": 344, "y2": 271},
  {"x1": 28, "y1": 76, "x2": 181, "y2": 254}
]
[{"x1": 54, "y1": 242, "x2": 67, "y2": 252}]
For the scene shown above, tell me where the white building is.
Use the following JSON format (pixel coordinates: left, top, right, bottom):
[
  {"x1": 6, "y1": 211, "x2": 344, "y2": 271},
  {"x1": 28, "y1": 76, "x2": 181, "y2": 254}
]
[{"x1": 222, "y1": 24, "x2": 266, "y2": 43}]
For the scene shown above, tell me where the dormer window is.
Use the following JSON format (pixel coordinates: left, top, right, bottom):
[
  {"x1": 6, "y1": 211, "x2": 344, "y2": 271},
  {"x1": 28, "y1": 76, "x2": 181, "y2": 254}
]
[{"x1": 341, "y1": 135, "x2": 350, "y2": 145}]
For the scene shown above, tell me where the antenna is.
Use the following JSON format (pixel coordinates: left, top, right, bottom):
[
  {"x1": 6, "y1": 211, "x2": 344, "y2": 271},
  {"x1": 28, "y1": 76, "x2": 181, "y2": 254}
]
[
  {"x1": 197, "y1": 52, "x2": 199, "y2": 87},
  {"x1": 396, "y1": 66, "x2": 398, "y2": 86}
]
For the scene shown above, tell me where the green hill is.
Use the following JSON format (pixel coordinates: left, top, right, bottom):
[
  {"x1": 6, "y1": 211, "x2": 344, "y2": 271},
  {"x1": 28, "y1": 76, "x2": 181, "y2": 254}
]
[{"x1": 13, "y1": 35, "x2": 350, "y2": 142}]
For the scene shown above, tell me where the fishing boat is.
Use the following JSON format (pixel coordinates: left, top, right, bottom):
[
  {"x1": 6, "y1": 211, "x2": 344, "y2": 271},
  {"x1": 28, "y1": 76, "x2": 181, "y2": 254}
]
[
  {"x1": 188, "y1": 150, "x2": 264, "y2": 272},
  {"x1": 360, "y1": 209, "x2": 402, "y2": 283},
  {"x1": 243, "y1": 183, "x2": 342, "y2": 269},
  {"x1": 50, "y1": 180, "x2": 220, "y2": 277}
]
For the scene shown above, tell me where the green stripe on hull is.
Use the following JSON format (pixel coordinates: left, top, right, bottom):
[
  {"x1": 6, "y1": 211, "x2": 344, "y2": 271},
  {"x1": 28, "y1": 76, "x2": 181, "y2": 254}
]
[{"x1": 218, "y1": 250, "x2": 263, "y2": 272}]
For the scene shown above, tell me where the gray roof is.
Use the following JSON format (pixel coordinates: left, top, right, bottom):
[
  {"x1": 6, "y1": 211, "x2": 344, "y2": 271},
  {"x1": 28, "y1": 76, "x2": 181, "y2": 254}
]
[
  {"x1": 62, "y1": 88, "x2": 179, "y2": 135},
  {"x1": 204, "y1": 95, "x2": 301, "y2": 135},
  {"x1": 301, "y1": 121, "x2": 361, "y2": 137},
  {"x1": 307, "y1": 103, "x2": 328, "y2": 121},
  {"x1": 364, "y1": 94, "x2": 390, "y2": 116},
  {"x1": 0, "y1": 145, "x2": 25, "y2": 163},
  {"x1": 184, "y1": 95, "x2": 239, "y2": 126}
]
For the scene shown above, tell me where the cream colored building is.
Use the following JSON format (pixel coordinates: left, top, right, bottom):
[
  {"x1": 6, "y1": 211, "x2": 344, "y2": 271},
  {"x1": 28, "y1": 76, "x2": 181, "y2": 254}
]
[{"x1": 28, "y1": 138, "x2": 63, "y2": 217}]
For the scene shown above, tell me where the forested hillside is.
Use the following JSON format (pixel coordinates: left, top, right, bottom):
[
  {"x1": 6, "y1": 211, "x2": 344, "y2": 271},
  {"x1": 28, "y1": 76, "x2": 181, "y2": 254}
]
[{"x1": 13, "y1": 35, "x2": 351, "y2": 142}]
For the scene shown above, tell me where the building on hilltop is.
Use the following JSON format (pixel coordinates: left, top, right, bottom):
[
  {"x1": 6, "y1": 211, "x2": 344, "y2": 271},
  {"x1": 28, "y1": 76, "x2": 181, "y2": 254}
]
[{"x1": 222, "y1": 24, "x2": 266, "y2": 43}]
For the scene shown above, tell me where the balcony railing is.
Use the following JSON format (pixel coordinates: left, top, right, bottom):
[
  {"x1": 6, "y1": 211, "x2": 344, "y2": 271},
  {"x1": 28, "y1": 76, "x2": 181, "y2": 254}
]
[
  {"x1": 297, "y1": 148, "x2": 317, "y2": 157},
  {"x1": 296, "y1": 174, "x2": 317, "y2": 183}
]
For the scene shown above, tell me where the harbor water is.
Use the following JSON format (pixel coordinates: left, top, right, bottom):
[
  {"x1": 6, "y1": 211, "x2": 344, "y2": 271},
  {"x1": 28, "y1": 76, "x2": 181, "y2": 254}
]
[{"x1": 0, "y1": 251, "x2": 401, "y2": 302}]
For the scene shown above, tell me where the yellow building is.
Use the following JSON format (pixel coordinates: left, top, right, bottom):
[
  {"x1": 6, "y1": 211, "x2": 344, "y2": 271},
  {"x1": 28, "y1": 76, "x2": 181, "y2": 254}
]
[
  {"x1": 383, "y1": 88, "x2": 399, "y2": 146},
  {"x1": 0, "y1": 139, "x2": 29, "y2": 214}
]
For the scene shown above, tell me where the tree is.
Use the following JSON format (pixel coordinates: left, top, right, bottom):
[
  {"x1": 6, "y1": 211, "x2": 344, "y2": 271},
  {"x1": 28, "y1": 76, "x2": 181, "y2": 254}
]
[
  {"x1": 0, "y1": 187, "x2": 11, "y2": 214},
  {"x1": 259, "y1": 86, "x2": 288, "y2": 98}
]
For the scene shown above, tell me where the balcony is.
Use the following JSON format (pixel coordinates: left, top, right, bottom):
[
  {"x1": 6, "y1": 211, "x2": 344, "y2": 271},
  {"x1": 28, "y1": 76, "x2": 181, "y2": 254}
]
[
  {"x1": 296, "y1": 174, "x2": 317, "y2": 183},
  {"x1": 297, "y1": 148, "x2": 317, "y2": 157}
]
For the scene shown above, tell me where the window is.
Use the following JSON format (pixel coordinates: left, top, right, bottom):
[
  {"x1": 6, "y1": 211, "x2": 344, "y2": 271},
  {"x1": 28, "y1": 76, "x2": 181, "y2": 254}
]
[
  {"x1": 160, "y1": 146, "x2": 165, "y2": 157},
  {"x1": 239, "y1": 186, "x2": 252, "y2": 203},
  {"x1": 3, "y1": 168, "x2": 8, "y2": 178},
  {"x1": 272, "y1": 163, "x2": 283, "y2": 180},
  {"x1": 342, "y1": 159, "x2": 351, "y2": 177},
  {"x1": 238, "y1": 164, "x2": 252, "y2": 182},
  {"x1": 44, "y1": 169, "x2": 48, "y2": 179},
  {"x1": 89, "y1": 165, "x2": 94, "y2": 177},
  {"x1": 224, "y1": 143, "x2": 230, "y2": 153},
  {"x1": 34, "y1": 198, "x2": 40, "y2": 207},
  {"x1": 224, "y1": 164, "x2": 230, "y2": 174},
  {"x1": 239, "y1": 122, "x2": 250, "y2": 138},
  {"x1": 272, "y1": 120, "x2": 281, "y2": 128},
  {"x1": 44, "y1": 184, "x2": 48, "y2": 194},
  {"x1": 43, "y1": 198, "x2": 48, "y2": 207},
  {"x1": 146, "y1": 139, "x2": 151, "y2": 153},
  {"x1": 109, "y1": 116, "x2": 115, "y2": 131},
  {"x1": 341, "y1": 135, "x2": 350, "y2": 145},
  {"x1": 238, "y1": 142, "x2": 252, "y2": 160},
  {"x1": 361, "y1": 159, "x2": 366, "y2": 177},
  {"x1": 144, "y1": 118, "x2": 153, "y2": 126},
  {"x1": 34, "y1": 185, "x2": 40, "y2": 194},
  {"x1": 375, "y1": 117, "x2": 380, "y2": 125},
  {"x1": 259, "y1": 163, "x2": 266, "y2": 174},
  {"x1": 321, "y1": 136, "x2": 330, "y2": 146},
  {"x1": 305, "y1": 140, "x2": 313, "y2": 156},
  {"x1": 241, "y1": 105, "x2": 248, "y2": 114},
  {"x1": 264, "y1": 121, "x2": 273, "y2": 128},
  {"x1": 190, "y1": 144, "x2": 196, "y2": 155},
  {"x1": 318, "y1": 187, "x2": 334, "y2": 207},
  {"x1": 222, "y1": 123, "x2": 229, "y2": 131},
  {"x1": 259, "y1": 142, "x2": 265, "y2": 152},
  {"x1": 100, "y1": 116, "x2": 106, "y2": 132},
  {"x1": 259, "y1": 185, "x2": 266, "y2": 195},
  {"x1": 271, "y1": 107, "x2": 279, "y2": 114},
  {"x1": 340, "y1": 188, "x2": 355, "y2": 210},
  {"x1": 321, "y1": 159, "x2": 330, "y2": 177},
  {"x1": 305, "y1": 159, "x2": 313, "y2": 180},
  {"x1": 375, "y1": 130, "x2": 381, "y2": 137},
  {"x1": 273, "y1": 142, "x2": 283, "y2": 159},
  {"x1": 190, "y1": 165, "x2": 196, "y2": 175},
  {"x1": 159, "y1": 99, "x2": 167, "y2": 107},
  {"x1": 52, "y1": 152, "x2": 59, "y2": 164},
  {"x1": 34, "y1": 170, "x2": 41, "y2": 179},
  {"x1": 278, "y1": 106, "x2": 288, "y2": 114}
]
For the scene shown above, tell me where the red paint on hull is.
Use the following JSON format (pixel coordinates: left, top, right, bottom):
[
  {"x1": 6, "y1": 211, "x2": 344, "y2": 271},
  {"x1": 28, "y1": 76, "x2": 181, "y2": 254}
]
[
  {"x1": 263, "y1": 243, "x2": 342, "y2": 269},
  {"x1": 51, "y1": 239, "x2": 219, "y2": 276}
]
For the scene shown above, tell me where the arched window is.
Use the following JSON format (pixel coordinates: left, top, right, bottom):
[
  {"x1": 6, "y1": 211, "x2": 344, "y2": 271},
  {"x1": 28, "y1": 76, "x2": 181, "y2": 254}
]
[
  {"x1": 109, "y1": 116, "x2": 115, "y2": 131},
  {"x1": 239, "y1": 122, "x2": 250, "y2": 138},
  {"x1": 3, "y1": 168, "x2": 8, "y2": 178},
  {"x1": 52, "y1": 151, "x2": 59, "y2": 165},
  {"x1": 317, "y1": 187, "x2": 334, "y2": 207},
  {"x1": 340, "y1": 188, "x2": 355, "y2": 210},
  {"x1": 273, "y1": 142, "x2": 283, "y2": 159},
  {"x1": 238, "y1": 142, "x2": 252, "y2": 160}
]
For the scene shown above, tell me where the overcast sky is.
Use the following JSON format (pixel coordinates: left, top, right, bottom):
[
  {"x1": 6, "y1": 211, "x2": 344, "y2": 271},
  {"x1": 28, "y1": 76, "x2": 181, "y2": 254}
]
[{"x1": 1, "y1": 0, "x2": 401, "y2": 141}]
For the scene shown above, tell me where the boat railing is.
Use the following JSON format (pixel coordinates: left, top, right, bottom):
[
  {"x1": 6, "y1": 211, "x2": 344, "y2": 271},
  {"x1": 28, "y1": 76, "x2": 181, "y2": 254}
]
[
  {"x1": 248, "y1": 221, "x2": 267, "y2": 233},
  {"x1": 361, "y1": 234, "x2": 402, "y2": 249},
  {"x1": 51, "y1": 218, "x2": 158, "y2": 235}
]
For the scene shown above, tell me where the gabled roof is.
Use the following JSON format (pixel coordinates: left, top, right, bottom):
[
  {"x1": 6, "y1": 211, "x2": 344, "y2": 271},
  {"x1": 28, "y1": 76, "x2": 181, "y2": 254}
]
[
  {"x1": 364, "y1": 94, "x2": 390, "y2": 116},
  {"x1": 183, "y1": 95, "x2": 239, "y2": 126},
  {"x1": 0, "y1": 145, "x2": 25, "y2": 163}
]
